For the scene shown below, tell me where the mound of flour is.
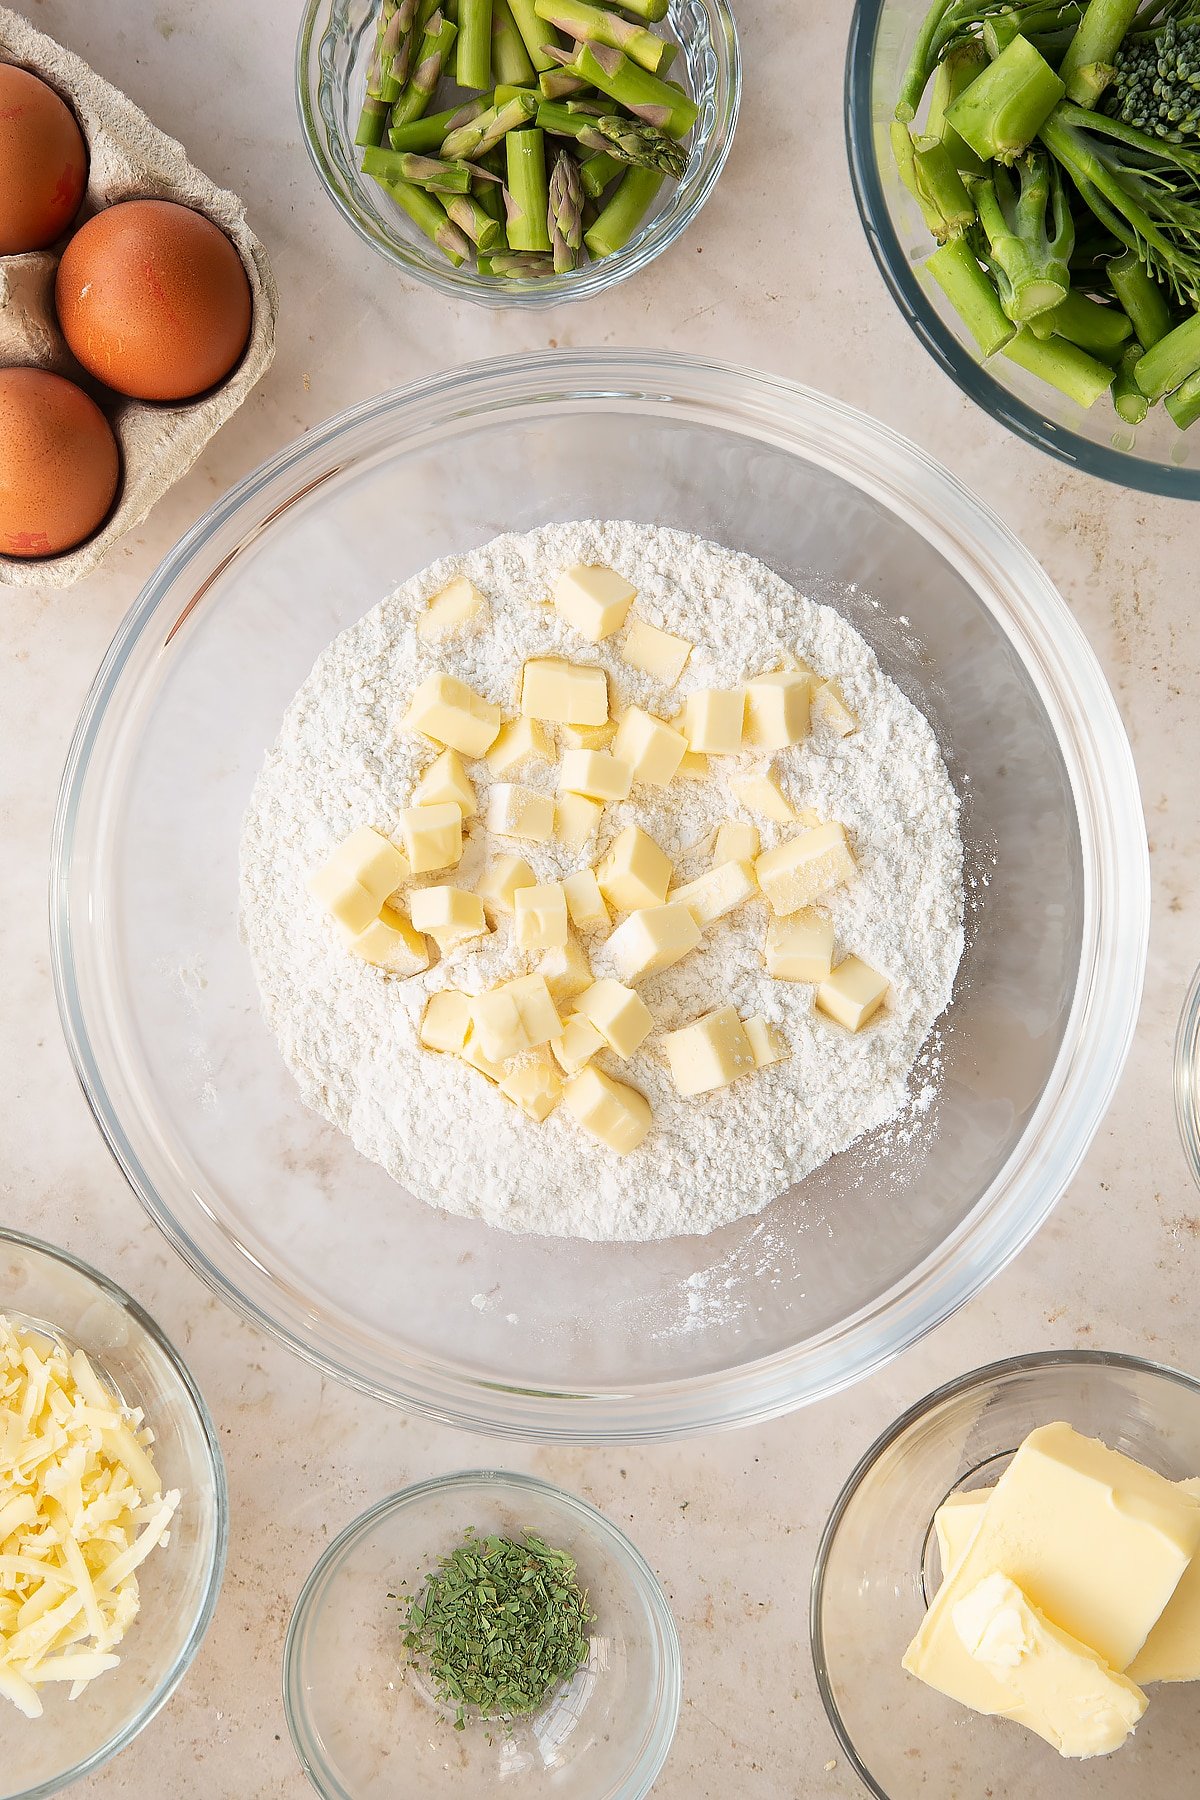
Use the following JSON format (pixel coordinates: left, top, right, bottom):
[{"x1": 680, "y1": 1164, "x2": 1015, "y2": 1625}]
[{"x1": 239, "y1": 521, "x2": 964, "y2": 1243}]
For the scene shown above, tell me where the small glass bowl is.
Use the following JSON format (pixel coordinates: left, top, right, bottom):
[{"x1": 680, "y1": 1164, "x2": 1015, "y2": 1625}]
[
  {"x1": 0, "y1": 1229, "x2": 227, "y2": 1800},
  {"x1": 1175, "y1": 963, "x2": 1200, "y2": 1190},
  {"x1": 296, "y1": 0, "x2": 739, "y2": 305},
  {"x1": 283, "y1": 1470, "x2": 681, "y2": 1798},
  {"x1": 811, "y1": 1351, "x2": 1200, "y2": 1798}
]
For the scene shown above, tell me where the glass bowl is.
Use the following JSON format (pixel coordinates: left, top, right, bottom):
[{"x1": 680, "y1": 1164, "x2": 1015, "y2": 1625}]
[
  {"x1": 1174, "y1": 961, "x2": 1200, "y2": 1190},
  {"x1": 845, "y1": 0, "x2": 1200, "y2": 498},
  {"x1": 0, "y1": 1229, "x2": 227, "y2": 1800},
  {"x1": 296, "y1": 0, "x2": 739, "y2": 305},
  {"x1": 811, "y1": 1351, "x2": 1200, "y2": 1797},
  {"x1": 50, "y1": 348, "x2": 1149, "y2": 1441},
  {"x1": 282, "y1": 1470, "x2": 680, "y2": 1799}
]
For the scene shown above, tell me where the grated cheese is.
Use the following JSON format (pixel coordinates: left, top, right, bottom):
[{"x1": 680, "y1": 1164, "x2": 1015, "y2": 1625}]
[{"x1": 0, "y1": 1314, "x2": 180, "y2": 1717}]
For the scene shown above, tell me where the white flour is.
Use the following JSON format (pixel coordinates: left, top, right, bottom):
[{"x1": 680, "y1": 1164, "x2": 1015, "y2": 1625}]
[{"x1": 239, "y1": 522, "x2": 964, "y2": 1243}]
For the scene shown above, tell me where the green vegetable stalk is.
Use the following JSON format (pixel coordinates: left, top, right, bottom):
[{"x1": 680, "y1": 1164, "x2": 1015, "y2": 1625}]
[
  {"x1": 1003, "y1": 326, "x2": 1117, "y2": 403},
  {"x1": 549, "y1": 147, "x2": 585, "y2": 269},
  {"x1": 1166, "y1": 365, "x2": 1200, "y2": 427},
  {"x1": 1135, "y1": 308, "x2": 1200, "y2": 399},
  {"x1": 946, "y1": 34, "x2": 1067, "y2": 163},
  {"x1": 441, "y1": 191, "x2": 505, "y2": 248},
  {"x1": 579, "y1": 147, "x2": 623, "y2": 196},
  {"x1": 1107, "y1": 247, "x2": 1174, "y2": 347},
  {"x1": 491, "y1": 0, "x2": 537, "y2": 85},
  {"x1": 567, "y1": 39, "x2": 697, "y2": 136},
  {"x1": 442, "y1": 90, "x2": 539, "y2": 158},
  {"x1": 927, "y1": 39, "x2": 989, "y2": 173},
  {"x1": 583, "y1": 162, "x2": 662, "y2": 256},
  {"x1": 1030, "y1": 286, "x2": 1133, "y2": 353},
  {"x1": 362, "y1": 147, "x2": 476, "y2": 191},
  {"x1": 972, "y1": 147, "x2": 1074, "y2": 320},
  {"x1": 389, "y1": 12, "x2": 457, "y2": 129},
  {"x1": 927, "y1": 235, "x2": 1017, "y2": 354},
  {"x1": 457, "y1": 0, "x2": 493, "y2": 91},
  {"x1": 507, "y1": 0, "x2": 564, "y2": 72},
  {"x1": 505, "y1": 125, "x2": 553, "y2": 250},
  {"x1": 539, "y1": 67, "x2": 589, "y2": 96},
  {"x1": 603, "y1": 0, "x2": 666, "y2": 20},
  {"x1": 377, "y1": 174, "x2": 472, "y2": 263},
  {"x1": 387, "y1": 96, "x2": 488, "y2": 154},
  {"x1": 534, "y1": 0, "x2": 673, "y2": 74},
  {"x1": 1057, "y1": 0, "x2": 1141, "y2": 109},
  {"x1": 1112, "y1": 340, "x2": 1150, "y2": 422}
]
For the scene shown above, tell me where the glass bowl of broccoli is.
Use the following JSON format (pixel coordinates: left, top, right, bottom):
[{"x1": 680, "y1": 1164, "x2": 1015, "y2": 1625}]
[{"x1": 846, "y1": 0, "x2": 1200, "y2": 497}]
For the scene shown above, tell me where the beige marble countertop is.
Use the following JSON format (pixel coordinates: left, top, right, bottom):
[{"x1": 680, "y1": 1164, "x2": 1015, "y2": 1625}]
[{"x1": 4, "y1": 1, "x2": 1198, "y2": 1793}]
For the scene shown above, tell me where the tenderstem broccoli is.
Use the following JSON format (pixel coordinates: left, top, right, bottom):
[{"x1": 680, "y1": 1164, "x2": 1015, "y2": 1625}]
[
  {"x1": 946, "y1": 34, "x2": 1068, "y2": 162},
  {"x1": 971, "y1": 147, "x2": 1075, "y2": 317}
]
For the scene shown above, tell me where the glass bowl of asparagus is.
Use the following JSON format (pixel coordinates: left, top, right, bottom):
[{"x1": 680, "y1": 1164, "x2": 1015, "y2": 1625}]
[
  {"x1": 297, "y1": 0, "x2": 738, "y2": 301},
  {"x1": 847, "y1": 0, "x2": 1200, "y2": 497}
]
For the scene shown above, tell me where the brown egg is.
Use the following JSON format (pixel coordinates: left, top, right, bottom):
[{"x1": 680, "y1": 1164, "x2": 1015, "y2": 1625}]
[
  {"x1": 55, "y1": 199, "x2": 253, "y2": 402},
  {"x1": 0, "y1": 63, "x2": 88, "y2": 254},
  {"x1": 0, "y1": 367, "x2": 120, "y2": 559}
]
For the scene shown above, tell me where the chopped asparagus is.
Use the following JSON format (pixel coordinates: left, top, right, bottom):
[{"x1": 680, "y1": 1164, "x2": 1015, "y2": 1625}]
[
  {"x1": 378, "y1": 173, "x2": 472, "y2": 263},
  {"x1": 362, "y1": 147, "x2": 476, "y2": 190},
  {"x1": 457, "y1": 0, "x2": 494, "y2": 91},
  {"x1": 443, "y1": 90, "x2": 538, "y2": 158},
  {"x1": 386, "y1": 97, "x2": 488, "y2": 153},
  {"x1": 507, "y1": 0, "x2": 564, "y2": 71},
  {"x1": 583, "y1": 162, "x2": 662, "y2": 257},
  {"x1": 506, "y1": 125, "x2": 553, "y2": 250},
  {"x1": 491, "y1": 0, "x2": 536, "y2": 84},
  {"x1": 534, "y1": 0, "x2": 673, "y2": 75},
  {"x1": 579, "y1": 146, "x2": 623, "y2": 197},
  {"x1": 389, "y1": 12, "x2": 458, "y2": 129},
  {"x1": 549, "y1": 147, "x2": 584, "y2": 269},
  {"x1": 566, "y1": 39, "x2": 697, "y2": 136}
]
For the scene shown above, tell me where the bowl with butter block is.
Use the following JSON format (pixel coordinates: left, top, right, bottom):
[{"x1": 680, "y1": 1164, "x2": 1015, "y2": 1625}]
[{"x1": 812, "y1": 1351, "x2": 1200, "y2": 1795}]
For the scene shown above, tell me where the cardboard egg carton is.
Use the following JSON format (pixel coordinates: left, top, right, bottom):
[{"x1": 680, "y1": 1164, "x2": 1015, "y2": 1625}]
[{"x1": 0, "y1": 7, "x2": 278, "y2": 588}]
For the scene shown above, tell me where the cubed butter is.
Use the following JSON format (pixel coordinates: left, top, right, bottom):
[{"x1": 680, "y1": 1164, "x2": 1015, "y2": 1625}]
[
  {"x1": 714, "y1": 821, "x2": 759, "y2": 864},
  {"x1": 521, "y1": 657, "x2": 609, "y2": 726},
  {"x1": 342, "y1": 904, "x2": 429, "y2": 975},
  {"x1": 604, "y1": 903, "x2": 701, "y2": 984},
  {"x1": 744, "y1": 1014, "x2": 788, "y2": 1068},
  {"x1": 563, "y1": 869, "x2": 610, "y2": 933},
  {"x1": 816, "y1": 956, "x2": 888, "y2": 1031},
  {"x1": 505, "y1": 973, "x2": 562, "y2": 1047},
  {"x1": 947, "y1": 1572, "x2": 1147, "y2": 1760},
  {"x1": 307, "y1": 825, "x2": 409, "y2": 935},
  {"x1": 562, "y1": 1065, "x2": 652, "y2": 1154},
  {"x1": 409, "y1": 885, "x2": 489, "y2": 950},
  {"x1": 499, "y1": 1059, "x2": 563, "y2": 1122},
  {"x1": 550, "y1": 1014, "x2": 606, "y2": 1076},
  {"x1": 460, "y1": 1033, "x2": 505, "y2": 1083},
  {"x1": 558, "y1": 749, "x2": 633, "y2": 803},
  {"x1": 682, "y1": 688, "x2": 746, "y2": 755},
  {"x1": 560, "y1": 719, "x2": 617, "y2": 751},
  {"x1": 514, "y1": 882, "x2": 568, "y2": 952},
  {"x1": 554, "y1": 562, "x2": 636, "y2": 642},
  {"x1": 743, "y1": 670, "x2": 812, "y2": 749},
  {"x1": 486, "y1": 716, "x2": 553, "y2": 777},
  {"x1": 732, "y1": 771, "x2": 796, "y2": 824},
  {"x1": 398, "y1": 803, "x2": 464, "y2": 876},
  {"x1": 477, "y1": 854, "x2": 536, "y2": 915},
  {"x1": 470, "y1": 987, "x2": 531, "y2": 1063},
  {"x1": 755, "y1": 821, "x2": 856, "y2": 915},
  {"x1": 812, "y1": 676, "x2": 858, "y2": 736},
  {"x1": 764, "y1": 909, "x2": 835, "y2": 982},
  {"x1": 670, "y1": 860, "x2": 758, "y2": 929},
  {"x1": 554, "y1": 792, "x2": 605, "y2": 852},
  {"x1": 620, "y1": 616, "x2": 692, "y2": 685},
  {"x1": 611, "y1": 706, "x2": 688, "y2": 789},
  {"x1": 413, "y1": 748, "x2": 477, "y2": 816},
  {"x1": 419, "y1": 989, "x2": 473, "y2": 1053},
  {"x1": 486, "y1": 783, "x2": 556, "y2": 844},
  {"x1": 402, "y1": 670, "x2": 501, "y2": 757},
  {"x1": 596, "y1": 826, "x2": 673, "y2": 912},
  {"x1": 676, "y1": 747, "x2": 709, "y2": 780},
  {"x1": 662, "y1": 1005, "x2": 756, "y2": 1097},
  {"x1": 539, "y1": 936, "x2": 593, "y2": 1004},
  {"x1": 416, "y1": 576, "x2": 486, "y2": 642},
  {"x1": 573, "y1": 978, "x2": 653, "y2": 1059},
  {"x1": 903, "y1": 1423, "x2": 1200, "y2": 1703}
]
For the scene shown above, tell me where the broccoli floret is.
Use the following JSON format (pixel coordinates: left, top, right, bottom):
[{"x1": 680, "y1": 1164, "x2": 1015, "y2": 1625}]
[
  {"x1": 1107, "y1": 16, "x2": 1200, "y2": 141},
  {"x1": 971, "y1": 146, "x2": 1075, "y2": 318}
]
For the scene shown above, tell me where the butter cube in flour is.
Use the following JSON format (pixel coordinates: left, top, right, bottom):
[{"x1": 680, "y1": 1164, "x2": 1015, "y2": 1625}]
[
  {"x1": 812, "y1": 676, "x2": 858, "y2": 737},
  {"x1": 559, "y1": 750, "x2": 633, "y2": 803},
  {"x1": 477, "y1": 854, "x2": 536, "y2": 915},
  {"x1": 560, "y1": 719, "x2": 617, "y2": 751},
  {"x1": 663, "y1": 1006, "x2": 756, "y2": 1097},
  {"x1": 402, "y1": 670, "x2": 501, "y2": 757},
  {"x1": 551, "y1": 1014, "x2": 605, "y2": 1076},
  {"x1": 604, "y1": 903, "x2": 701, "y2": 984},
  {"x1": 506, "y1": 974, "x2": 563, "y2": 1047},
  {"x1": 620, "y1": 617, "x2": 692, "y2": 685},
  {"x1": 460, "y1": 1034, "x2": 506, "y2": 1083},
  {"x1": 563, "y1": 1066, "x2": 652, "y2": 1153},
  {"x1": 596, "y1": 826, "x2": 672, "y2": 912},
  {"x1": 486, "y1": 716, "x2": 553, "y2": 777},
  {"x1": 732, "y1": 772, "x2": 796, "y2": 824},
  {"x1": 670, "y1": 861, "x2": 758, "y2": 929},
  {"x1": 682, "y1": 688, "x2": 745, "y2": 755},
  {"x1": 413, "y1": 748, "x2": 477, "y2": 816},
  {"x1": 419, "y1": 990, "x2": 473, "y2": 1053},
  {"x1": 764, "y1": 910, "x2": 834, "y2": 982},
  {"x1": 409, "y1": 886, "x2": 489, "y2": 951},
  {"x1": 500, "y1": 1060, "x2": 563, "y2": 1122},
  {"x1": 539, "y1": 937, "x2": 593, "y2": 1004},
  {"x1": 612, "y1": 707, "x2": 688, "y2": 788},
  {"x1": 563, "y1": 869, "x2": 609, "y2": 933},
  {"x1": 487, "y1": 783, "x2": 555, "y2": 844},
  {"x1": 554, "y1": 563, "x2": 636, "y2": 643},
  {"x1": 554, "y1": 793, "x2": 605, "y2": 852},
  {"x1": 416, "y1": 576, "x2": 485, "y2": 642},
  {"x1": 398, "y1": 803, "x2": 464, "y2": 875},
  {"x1": 756, "y1": 822, "x2": 856, "y2": 915},
  {"x1": 743, "y1": 670, "x2": 812, "y2": 750},
  {"x1": 470, "y1": 987, "x2": 531, "y2": 1063},
  {"x1": 744, "y1": 1015, "x2": 788, "y2": 1068},
  {"x1": 715, "y1": 822, "x2": 759, "y2": 864},
  {"x1": 521, "y1": 658, "x2": 609, "y2": 726},
  {"x1": 574, "y1": 978, "x2": 653, "y2": 1058},
  {"x1": 817, "y1": 956, "x2": 889, "y2": 1031},
  {"x1": 342, "y1": 905, "x2": 429, "y2": 975},
  {"x1": 307, "y1": 825, "x2": 409, "y2": 934},
  {"x1": 515, "y1": 883, "x2": 568, "y2": 952}
]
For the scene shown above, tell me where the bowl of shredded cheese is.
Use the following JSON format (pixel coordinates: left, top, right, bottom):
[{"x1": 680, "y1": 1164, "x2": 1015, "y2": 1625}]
[{"x1": 0, "y1": 1229, "x2": 226, "y2": 1798}]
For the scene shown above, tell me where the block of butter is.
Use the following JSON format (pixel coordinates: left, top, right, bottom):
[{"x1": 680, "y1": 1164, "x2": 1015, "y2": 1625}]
[
  {"x1": 904, "y1": 1423, "x2": 1200, "y2": 1720},
  {"x1": 948, "y1": 1572, "x2": 1147, "y2": 1759},
  {"x1": 554, "y1": 563, "x2": 636, "y2": 643},
  {"x1": 521, "y1": 657, "x2": 609, "y2": 726}
]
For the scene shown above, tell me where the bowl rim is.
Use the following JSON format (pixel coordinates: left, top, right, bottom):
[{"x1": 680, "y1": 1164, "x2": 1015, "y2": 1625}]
[
  {"x1": 282, "y1": 1467, "x2": 682, "y2": 1800},
  {"x1": 843, "y1": 0, "x2": 1200, "y2": 501},
  {"x1": 809, "y1": 1347, "x2": 1200, "y2": 1796},
  {"x1": 49, "y1": 346, "x2": 1150, "y2": 1442},
  {"x1": 0, "y1": 1225, "x2": 229, "y2": 1800},
  {"x1": 1174, "y1": 962, "x2": 1200, "y2": 1189},
  {"x1": 294, "y1": 0, "x2": 741, "y2": 308}
]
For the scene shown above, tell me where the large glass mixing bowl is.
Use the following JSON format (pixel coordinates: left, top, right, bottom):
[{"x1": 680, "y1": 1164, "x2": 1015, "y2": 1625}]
[{"x1": 50, "y1": 350, "x2": 1148, "y2": 1441}]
